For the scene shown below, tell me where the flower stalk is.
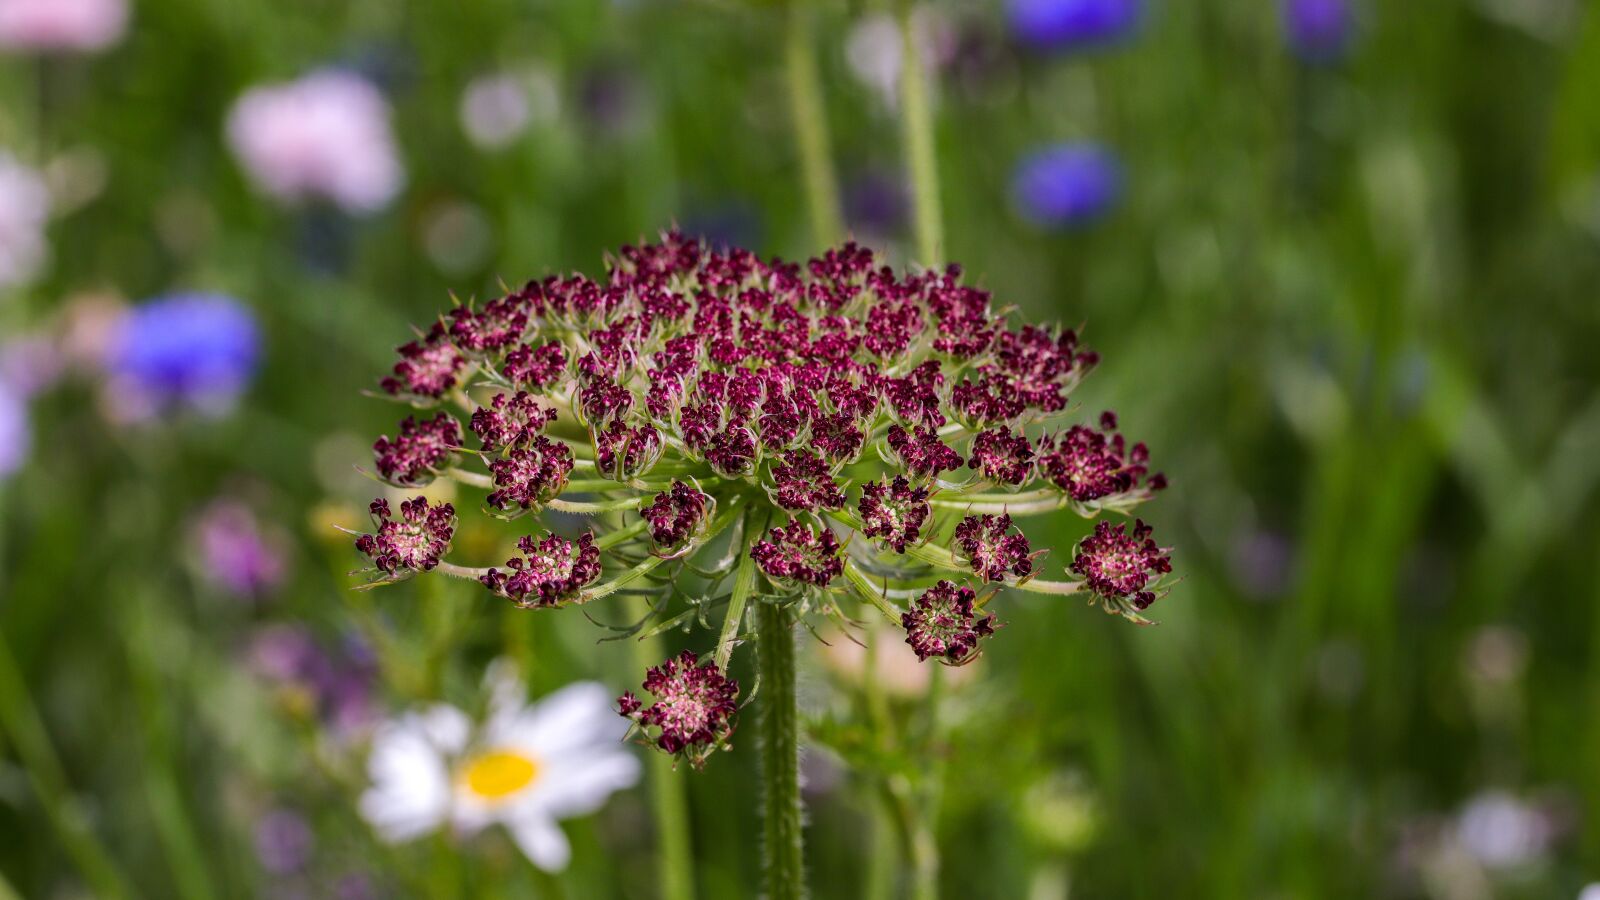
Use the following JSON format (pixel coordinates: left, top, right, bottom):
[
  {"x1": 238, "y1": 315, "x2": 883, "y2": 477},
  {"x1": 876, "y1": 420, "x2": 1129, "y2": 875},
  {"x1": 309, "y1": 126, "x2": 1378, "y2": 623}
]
[
  {"x1": 784, "y1": 0, "x2": 844, "y2": 248},
  {"x1": 898, "y1": 0, "x2": 943, "y2": 265},
  {"x1": 757, "y1": 599, "x2": 805, "y2": 900}
]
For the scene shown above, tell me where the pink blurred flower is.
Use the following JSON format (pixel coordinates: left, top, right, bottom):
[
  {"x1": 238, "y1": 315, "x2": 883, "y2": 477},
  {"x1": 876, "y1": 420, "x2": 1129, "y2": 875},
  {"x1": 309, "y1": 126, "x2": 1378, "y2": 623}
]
[
  {"x1": 190, "y1": 498, "x2": 288, "y2": 599},
  {"x1": 0, "y1": 151, "x2": 49, "y2": 288},
  {"x1": 0, "y1": 0, "x2": 127, "y2": 53},
  {"x1": 225, "y1": 71, "x2": 404, "y2": 215}
]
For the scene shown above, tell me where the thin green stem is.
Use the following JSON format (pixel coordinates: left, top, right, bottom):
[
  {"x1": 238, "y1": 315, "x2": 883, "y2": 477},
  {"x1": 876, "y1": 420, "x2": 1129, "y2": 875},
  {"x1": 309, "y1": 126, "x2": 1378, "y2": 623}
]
[
  {"x1": 898, "y1": 0, "x2": 943, "y2": 265},
  {"x1": 715, "y1": 508, "x2": 767, "y2": 669},
  {"x1": 548, "y1": 495, "x2": 644, "y2": 515},
  {"x1": 631, "y1": 627, "x2": 697, "y2": 900},
  {"x1": 0, "y1": 631, "x2": 136, "y2": 900},
  {"x1": 785, "y1": 0, "x2": 845, "y2": 248},
  {"x1": 757, "y1": 600, "x2": 806, "y2": 900}
]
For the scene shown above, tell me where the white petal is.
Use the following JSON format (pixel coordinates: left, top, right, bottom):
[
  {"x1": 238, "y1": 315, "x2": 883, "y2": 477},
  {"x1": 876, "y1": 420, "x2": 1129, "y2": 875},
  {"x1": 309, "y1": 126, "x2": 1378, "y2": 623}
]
[
  {"x1": 482, "y1": 657, "x2": 528, "y2": 736},
  {"x1": 506, "y1": 814, "x2": 571, "y2": 872},
  {"x1": 417, "y1": 703, "x2": 472, "y2": 754},
  {"x1": 359, "y1": 709, "x2": 456, "y2": 842},
  {"x1": 506, "y1": 682, "x2": 628, "y2": 756},
  {"x1": 528, "y1": 749, "x2": 641, "y2": 819}
]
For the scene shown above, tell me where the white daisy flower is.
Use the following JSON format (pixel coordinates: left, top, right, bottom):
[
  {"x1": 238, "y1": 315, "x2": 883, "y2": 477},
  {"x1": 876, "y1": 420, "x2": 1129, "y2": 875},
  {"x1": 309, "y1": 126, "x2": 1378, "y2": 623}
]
[{"x1": 359, "y1": 662, "x2": 640, "y2": 871}]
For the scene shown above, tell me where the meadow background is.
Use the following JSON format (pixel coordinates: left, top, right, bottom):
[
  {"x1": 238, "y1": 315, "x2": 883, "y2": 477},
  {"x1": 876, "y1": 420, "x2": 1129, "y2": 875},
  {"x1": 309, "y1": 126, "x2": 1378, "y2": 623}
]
[{"x1": 3, "y1": 0, "x2": 1600, "y2": 897}]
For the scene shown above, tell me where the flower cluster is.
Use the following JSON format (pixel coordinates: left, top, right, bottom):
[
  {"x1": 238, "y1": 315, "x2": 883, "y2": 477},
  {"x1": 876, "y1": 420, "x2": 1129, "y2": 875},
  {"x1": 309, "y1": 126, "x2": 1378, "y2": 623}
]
[
  {"x1": 480, "y1": 532, "x2": 602, "y2": 608},
  {"x1": 619, "y1": 650, "x2": 740, "y2": 768},
  {"x1": 348, "y1": 232, "x2": 1176, "y2": 765},
  {"x1": 902, "y1": 581, "x2": 996, "y2": 664},
  {"x1": 752, "y1": 520, "x2": 844, "y2": 588},
  {"x1": 1070, "y1": 519, "x2": 1173, "y2": 620},
  {"x1": 858, "y1": 477, "x2": 931, "y2": 553},
  {"x1": 954, "y1": 514, "x2": 1035, "y2": 583},
  {"x1": 641, "y1": 481, "x2": 711, "y2": 552},
  {"x1": 373, "y1": 413, "x2": 462, "y2": 486},
  {"x1": 353, "y1": 498, "x2": 455, "y2": 579}
]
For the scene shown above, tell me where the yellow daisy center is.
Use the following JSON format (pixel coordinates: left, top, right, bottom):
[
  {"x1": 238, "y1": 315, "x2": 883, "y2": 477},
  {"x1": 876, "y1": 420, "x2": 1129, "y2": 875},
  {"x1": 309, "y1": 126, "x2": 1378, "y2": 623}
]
[{"x1": 460, "y1": 749, "x2": 540, "y2": 800}]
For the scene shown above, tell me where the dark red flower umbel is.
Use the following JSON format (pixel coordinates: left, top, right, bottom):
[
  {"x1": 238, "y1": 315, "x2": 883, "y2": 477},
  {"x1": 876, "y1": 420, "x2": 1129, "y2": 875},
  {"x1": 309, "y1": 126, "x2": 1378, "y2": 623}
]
[
  {"x1": 953, "y1": 514, "x2": 1034, "y2": 582},
  {"x1": 968, "y1": 427, "x2": 1035, "y2": 485},
  {"x1": 641, "y1": 481, "x2": 711, "y2": 551},
  {"x1": 352, "y1": 232, "x2": 1177, "y2": 742},
  {"x1": 886, "y1": 424, "x2": 964, "y2": 481},
  {"x1": 769, "y1": 449, "x2": 847, "y2": 511},
  {"x1": 354, "y1": 497, "x2": 455, "y2": 576},
  {"x1": 619, "y1": 650, "x2": 740, "y2": 768},
  {"x1": 858, "y1": 477, "x2": 932, "y2": 553},
  {"x1": 485, "y1": 436, "x2": 575, "y2": 512},
  {"x1": 1036, "y1": 411, "x2": 1166, "y2": 505},
  {"x1": 380, "y1": 324, "x2": 465, "y2": 400},
  {"x1": 469, "y1": 391, "x2": 557, "y2": 452},
  {"x1": 373, "y1": 413, "x2": 461, "y2": 487},
  {"x1": 480, "y1": 532, "x2": 602, "y2": 608},
  {"x1": 1070, "y1": 519, "x2": 1173, "y2": 617},
  {"x1": 752, "y1": 520, "x2": 843, "y2": 588},
  {"x1": 902, "y1": 581, "x2": 996, "y2": 664}
]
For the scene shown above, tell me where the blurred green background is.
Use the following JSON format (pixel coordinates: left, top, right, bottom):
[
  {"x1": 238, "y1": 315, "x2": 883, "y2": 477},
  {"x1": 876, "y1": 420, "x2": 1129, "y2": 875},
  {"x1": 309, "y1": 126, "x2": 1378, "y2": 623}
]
[{"x1": 3, "y1": 0, "x2": 1600, "y2": 897}]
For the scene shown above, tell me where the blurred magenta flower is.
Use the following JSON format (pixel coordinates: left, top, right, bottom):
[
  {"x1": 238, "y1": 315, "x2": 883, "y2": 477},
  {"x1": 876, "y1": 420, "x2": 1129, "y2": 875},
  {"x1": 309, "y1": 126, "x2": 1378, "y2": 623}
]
[
  {"x1": 1012, "y1": 143, "x2": 1123, "y2": 228},
  {"x1": 360, "y1": 664, "x2": 639, "y2": 871},
  {"x1": 1282, "y1": 0, "x2": 1352, "y2": 63},
  {"x1": 0, "y1": 382, "x2": 27, "y2": 478},
  {"x1": 225, "y1": 71, "x2": 404, "y2": 215},
  {"x1": 0, "y1": 151, "x2": 49, "y2": 288},
  {"x1": 249, "y1": 625, "x2": 378, "y2": 738},
  {"x1": 191, "y1": 498, "x2": 288, "y2": 599},
  {"x1": 0, "y1": 0, "x2": 126, "y2": 53},
  {"x1": 254, "y1": 808, "x2": 313, "y2": 875},
  {"x1": 107, "y1": 293, "x2": 261, "y2": 417},
  {"x1": 1007, "y1": 0, "x2": 1140, "y2": 53}
]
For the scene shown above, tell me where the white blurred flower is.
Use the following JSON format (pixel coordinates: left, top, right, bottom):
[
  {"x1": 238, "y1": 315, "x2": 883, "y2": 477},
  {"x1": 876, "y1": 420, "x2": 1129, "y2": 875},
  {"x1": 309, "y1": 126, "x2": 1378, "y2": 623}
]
[
  {"x1": 0, "y1": 151, "x2": 49, "y2": 289},
  {"x1": 1455, "y1": 790, "x2": 1554, "y2": 869},
  {"x1": 0, "y1": 0, "x2": 127, "y2": 53},
  {"x1": 460, "y1": 69, "x2": 559, "y2": 151},
  {"x1": 844, "y1": 8, "x2": 953, "y2": 110},
  {"x1": 1579, "y1": 882, "x2": 1600, "y2": 900},
  {"x1": 225, "y1": 71, "x2": 404, "y2": 215},
  {"x1": 359, "y1": 663, "x2": 639, "y2": 871}
]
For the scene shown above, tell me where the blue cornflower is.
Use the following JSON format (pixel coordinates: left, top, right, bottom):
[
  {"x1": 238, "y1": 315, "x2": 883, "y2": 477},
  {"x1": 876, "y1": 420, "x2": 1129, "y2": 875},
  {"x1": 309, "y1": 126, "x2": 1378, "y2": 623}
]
[
  {"x1": 1011, "y1": 143, "x2": 1123, "y2": 229},
  {"x1": 1282, "y1": 0, "x2": 1353, "y2": 63},
  {"x1": 1007, "y1": 0, "x2": 1141, "y2": 53},
  {"x1": 110, "y1": 293, "x2": 262, "y2": 416}
]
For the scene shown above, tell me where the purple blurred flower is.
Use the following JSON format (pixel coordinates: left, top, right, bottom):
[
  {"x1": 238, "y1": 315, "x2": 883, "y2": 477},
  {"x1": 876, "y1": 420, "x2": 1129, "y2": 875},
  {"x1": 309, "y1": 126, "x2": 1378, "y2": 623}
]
[
  {"x1": 249, "y1": 625, "x2": 378, "y2": 738},
  {"x1": 844, "y1": 170, "x2": 909, "y2": 239},
  {"x1": 108, "y1": 293, "x2": 261, "y2": 417},
  {"x1": 254, "y1": 808, "x2": 313, "y2": 875},
  {"x1": 1007, "y1": 0, "x2": 1140, "y2": 53},
  {"x1": 0, "y1": 0, "x2": 127, "y2": 53},
  {"x1": 1012, "y1": 143, "x2": 1122, "y2": 229},
  {"x1": 0, "y1": 151, "x2": 49, "y2": 288},
  {"x1": 0, "y1": 335, "x2": 65, "y2": 399},
  {"x1": 0, "y1": 382, "x2": 28, "y2": 478},
  {"x1": 191, "y1": 499, "x2": 287, "y2": 599},
  {"x1": 226, "y1": 71, "x2": 404, "y2": 215},
  {"x1": 1282, "y1": 0, "x2": 1352, "y2": 63}
]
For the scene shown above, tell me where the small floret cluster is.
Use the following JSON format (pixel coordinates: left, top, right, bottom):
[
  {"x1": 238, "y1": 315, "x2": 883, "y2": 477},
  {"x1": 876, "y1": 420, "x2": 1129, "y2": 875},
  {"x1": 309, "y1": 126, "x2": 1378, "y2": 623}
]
[{"x1": 347, "y1": 233, "x2": 1175, "y2": 765}]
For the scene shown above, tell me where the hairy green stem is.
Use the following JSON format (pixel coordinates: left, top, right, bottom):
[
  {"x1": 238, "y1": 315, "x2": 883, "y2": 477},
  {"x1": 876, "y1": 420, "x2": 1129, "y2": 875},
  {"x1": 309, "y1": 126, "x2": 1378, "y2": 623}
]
[
  {"x1": 757, "y1": 600, "x2": 806, "y2": 900},
  {"x1": 785, "y1": 0, "x2": 844, "y2": 248},
  {"x1": 898, "y1": 0, "x2": 943, "y2": 265}
]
